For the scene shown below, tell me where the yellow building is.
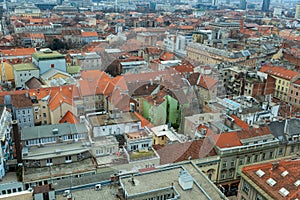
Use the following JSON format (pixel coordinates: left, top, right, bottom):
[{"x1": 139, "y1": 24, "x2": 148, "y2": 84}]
[
  {"x1": 0, "y1": 62, "x2": 14, "y2": 84},
  {"x1": 260, "y1": 65, "x2": 300, "y2": 101}
]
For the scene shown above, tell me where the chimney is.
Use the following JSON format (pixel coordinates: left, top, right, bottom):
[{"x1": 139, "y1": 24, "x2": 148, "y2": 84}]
[{"x1": 12, "y1": 120, "x2": 22, "y2": 164}]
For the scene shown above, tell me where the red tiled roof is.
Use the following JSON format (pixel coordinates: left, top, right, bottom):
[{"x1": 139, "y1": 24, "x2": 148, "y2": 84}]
[
  {"x1": 242, "y1": 158, "x2": 300, "y2": 199},
  {"x1": 0, "y1": 48, "x2": 36, "y2": 57},
  {"x1": 197, "y1": 75, "x2": 218, "y2": 89},
  {"x1": 260, "y1": 65, "x2": 299, "y2": 80},
  {"x1": 81, "y1": 31, "x2": 98, "y2": 37},
  {"x1": 134, "y1": 112, "x2": 154, "y2": 128},
  {"x1": 154, "y1": 138, "x2": 216, "y2": 165},
  {"x1": 79, "y1": 70, "x2": 111, "y2": 96},
  {"x1": 159, "y1": 52, "x2": 174, "y2": 61},
  {"x1": 210, "y1": 126, "x2": 272, "y2": 148},
  {"x1": 59, "y1": 111, "x2": 79, "y2": 124},
  {"x1": 29, "y1": 85, "x2": 80, "y2": 111},
  {"x1": 231, "y1": 115, "x2": 249, "y2": 130}
]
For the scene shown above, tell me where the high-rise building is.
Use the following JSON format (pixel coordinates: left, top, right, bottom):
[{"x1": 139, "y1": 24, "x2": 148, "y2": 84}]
[
  {"x1": 212, "y1": 0, "x2": 218, "y2": 6},
  {"x1": 239, "y1": 0, "x2": 246, "y2": 10},
  {"x1": 261, "y1": 0, "x2": 270, "y2": 12},
  {"x1": 295, "y1": 3, "x2": 300, "y2": 19}
]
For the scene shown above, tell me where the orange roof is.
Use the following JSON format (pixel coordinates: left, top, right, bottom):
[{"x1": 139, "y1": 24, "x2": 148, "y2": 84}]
[
  {"x1": 134, "y1": 112, "x2": 153, "y2": 128},
  {"x1": 159, "y1": 52, "x2": 174, "y2": 61},
  {"x1": 29, "y1": 85, "x2": 80, "y2": 111},
  {"x1": 197, "y1": 75, "x2": 218, "y2": 89},
  {"x1": 29, "y1": 18, "x2": 43, "y2": 23},
  {"x1": 179, "y1": 25, "x2": 194, "y2": 30},
  {"x1": 260, "y1": 65, "x2": 299, "y2": 80},
  {"x1": 0, "y1": 62, "x2": 14, "y2": 81},
  {"x1": 211, "y1": 125, "x2": 272, "y2": 148},
  {"x1": 59, "y1": 111, "x2": 79, "y2": 124},
  {"x1": 79, "y1": 70, "x2": 111, "y2": 96},
  {"x1": 231, "y1": 115, "x2": 249, "y2": 130},
  {"x1": 29, "y1": 33, "x2": 44, "y2": 39},
  {"x1": 242, "y1": 159, "x2": 300, "y2": 199},
  {"x1": 81, "y1": 31, "x2": 98, "y2": 37},
  {"x1": 0, "y1": 48, "x2": 36, "y2": 57}
]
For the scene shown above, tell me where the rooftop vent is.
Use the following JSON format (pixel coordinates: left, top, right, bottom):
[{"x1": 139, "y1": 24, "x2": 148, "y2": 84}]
[
  {"x1": 279, "y1": 187, "x2": 289, "y2": 197},
  {"x1": 178, "y1": 170, "x2": 193, "y2": 190},
  {"x1": 266, "y1": 178, "x2": 277, "y2": 187},
  {"x1": 256, "y1": 169, "x2": 265, "y2": 177},
  {"x1": 281, "y1": 170, "x2": 289, "y2": 177}
]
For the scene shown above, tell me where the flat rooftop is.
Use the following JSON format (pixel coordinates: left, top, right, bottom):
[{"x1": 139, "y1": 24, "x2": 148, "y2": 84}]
[
  {"x1": 88, "y1": 112, "x2": 140, "y2": 127},
  {"x1": 120, "y1": 162, "x2": 226, "y2": 200},
  {"x1": 23, "y1": 158, "x2": 96, "y2": 183},
  {"x1": 32, "y1": 50, "x2": 64, "y2": 61},
  {"x1": 56, "y1": 185, "x2": 117, "y2": 200},
  {"x1": 23, "y1": 142, "x2": 90, "y2": 160},
  {"x1": 13, "y1": 63, "x2": 38, "y2": 71}
]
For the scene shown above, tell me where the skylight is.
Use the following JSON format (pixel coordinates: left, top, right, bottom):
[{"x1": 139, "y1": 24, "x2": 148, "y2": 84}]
[
  {"x1": 266, "y1": 178, "x2": 277, "y2": 187},
  {"x1": 281, "y1": 170, "x2": 289, "y2": 177},
  {"x1": 279, "y1": 187, "x2": 289, "y2": 197},
  {"x1": 256, "y1": 169, "x2": 265, "y2": 177},
  {"x1": 295, "y1": 180, "x2": 300, "y2": 187}
]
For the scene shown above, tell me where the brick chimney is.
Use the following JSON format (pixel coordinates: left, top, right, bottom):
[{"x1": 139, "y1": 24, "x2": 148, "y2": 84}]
[{"x1": 12, "y1": 120, "x2": 22, "y2": 164}]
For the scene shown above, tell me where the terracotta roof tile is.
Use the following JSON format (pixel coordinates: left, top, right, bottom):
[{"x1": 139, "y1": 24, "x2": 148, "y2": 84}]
[
  {"x1": 242, "y1": 159, "x2": 300, "y2": 199},
  {"x1": 59, "y1": 111, "x2": 79, "y2": 124},
  {"x1": 260, "y1": 65, "x2": 299, "y2": 80},
  {"x1": 81, "y1": 31, "x2": 98, "y2": 37},
  {"x1": 154, "y1": 138, "x2": 216, "y2": 165}
]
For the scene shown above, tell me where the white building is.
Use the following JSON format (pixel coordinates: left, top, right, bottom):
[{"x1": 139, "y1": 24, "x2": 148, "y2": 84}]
[
  {"x1": 13, "y1": 63, "x2": 39, "y2": 88},
  {"x1": 87, "y1": 112, "x2": 143, "y2": 138},
  {"x1": 0, "y1": 106, "x2": 12, "y2": 180}
]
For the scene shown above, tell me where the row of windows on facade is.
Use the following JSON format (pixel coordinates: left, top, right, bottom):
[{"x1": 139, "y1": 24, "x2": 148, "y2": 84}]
[
  {"x1": 95, "y1": 147, "x2": 115, "y2": 155},
  {"x1": 19, "y1": 72, "x2": 32, "y2": 77},
  {"x1": 1, "y1": 187, "x2": 22, "y2": 195},
  {"x1": 25, "y1": 134, "x2": 85, "y2": 146},
  {"x1": 242, "y1": 181, "x2": 264, "y2": 200},
  {"x1": 130, "y1": 143, "x2": 149, "y2": 151},
  {"x1": 24, "y1": 172, "x2": 96, "y2": 190},
  {"x1": 221, "y1": 150, "x2": 282, "y2": 169}
]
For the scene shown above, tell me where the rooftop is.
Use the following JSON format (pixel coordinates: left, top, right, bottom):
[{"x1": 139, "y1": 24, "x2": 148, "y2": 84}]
[
  {"x1": 32, "y1": 50, "x2": 64, "y2": 61},
  {"x1": 120, "y1": 162, "x2": 226, "y2": 200},
  {"x1": 23, "y1": 142, "x2": 89, "y2": 160},
  {"x1": 21, "y1": 123, "x2": 87, "y2": 141},
  {"x1": 88, "y1": 112, "x2": 140, "y2": 127},
  {"x1": 13, "y1": 63, "x2": 38, "y2": 71},
  {"x1": 23, "y1": 158, "x2": 96, "y2": 183},
  {"x1": 241, "y1": 158, "x2": 300, "y2": 199}
]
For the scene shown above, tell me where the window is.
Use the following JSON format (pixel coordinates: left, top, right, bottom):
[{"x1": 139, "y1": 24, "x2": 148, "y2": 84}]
[
  {"x1": 254, "y1": 155, "x2": 258, "y2": 162},
  {"x1": 262, "y1": 153, "x2": 266, "y2": 160},
  {"x1": 65, "y1": 156, "x2": 72, "y2": 163},
  {"x1": 43, "y1": 113, "x2": 46, "y2": 117},
  {"x1": 231, "y1": 160, "x2": 235, "y2": 167},
  {"x1": 239, "y1": 159, "x2": 243, "y2": 165},
  {"x1": 256, "y1": 193, "x2": 263, "y2": 200},
  {"x1": 243, "y1": 182, "x2": 250, "y2": 194},
  {"x1": 290, "y1": 146, "x2": 295, "y2": 154},
  {"x1": 269, "y1": 151, "x2": 273, "y2": 158},
  {"x1": 278, "y1": 148, "x2": 283, "y2": 155},
  {"x1": 222, "y1": 161, "x2": 227, "y2": 168},
  {"x1": 247, "y1": 156, "x2": 251, "y2": 163}
]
